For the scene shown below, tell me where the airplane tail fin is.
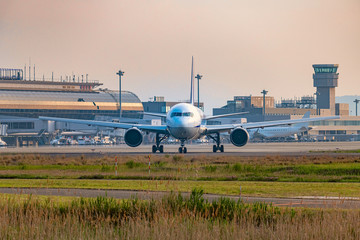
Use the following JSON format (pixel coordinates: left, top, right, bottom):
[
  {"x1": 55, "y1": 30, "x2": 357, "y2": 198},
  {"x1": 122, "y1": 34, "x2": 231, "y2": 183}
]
[
  {"x1": 294, "y1": 111, "x2": 311, "y2": 129},
  {"x1": 189, "y1": 56, "x2": 194, "y2": 105}
]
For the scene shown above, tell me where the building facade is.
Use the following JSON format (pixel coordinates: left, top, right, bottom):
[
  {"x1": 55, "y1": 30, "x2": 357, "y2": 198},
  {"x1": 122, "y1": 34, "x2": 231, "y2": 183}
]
[
  {"x1": 0, "y1": 67, "x2": 144, "y2": 145},
  {"x1": 211, "y1": 64, "x2": 360, "y2": 141}
]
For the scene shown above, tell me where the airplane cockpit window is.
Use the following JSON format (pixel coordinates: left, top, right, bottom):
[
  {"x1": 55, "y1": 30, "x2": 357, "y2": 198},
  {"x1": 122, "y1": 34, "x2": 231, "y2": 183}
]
[
  {"x1": 171, "y1": 112, "x2": 182, "y2": 117},
  {"x1": 183, "y1": 112, "x2": 194, "y2": 117},
  {"x1": 170, "y1": 112, "x2": 194, "y2": 117}
]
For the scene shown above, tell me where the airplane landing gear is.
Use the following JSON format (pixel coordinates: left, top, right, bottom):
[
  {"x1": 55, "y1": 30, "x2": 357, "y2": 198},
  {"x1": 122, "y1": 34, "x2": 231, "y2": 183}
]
[
  {"x1": 208, "y1": 132, "x2": 224, "y2": 153},
  {"x1": 178, "y1": 140, "x2": 187, "y2": 153},
  {"x1": 152, "y1": 133, "x2": 167, "y2": 153}
]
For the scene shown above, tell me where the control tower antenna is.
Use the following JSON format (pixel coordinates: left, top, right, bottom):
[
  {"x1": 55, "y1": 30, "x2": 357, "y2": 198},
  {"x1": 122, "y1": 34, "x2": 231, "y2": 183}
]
[
  {"x1": 354, "y1": 99, "x2": 360, "y2": 116},
  {"x1": 116, "y1": 70, "x2": 124, "y2": 121},
  {"x1": 195, "y1": 74, "x2": 203, "y2": 108},
  {"x1": 261, "y1": 89, "x2": 268, "y2": 116}
]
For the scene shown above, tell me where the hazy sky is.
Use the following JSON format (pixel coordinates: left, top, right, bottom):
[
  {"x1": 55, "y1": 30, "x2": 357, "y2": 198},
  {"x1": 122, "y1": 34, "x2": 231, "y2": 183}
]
[{"x1": 1, "y1": 0, "x2": 359, "y2": 114}]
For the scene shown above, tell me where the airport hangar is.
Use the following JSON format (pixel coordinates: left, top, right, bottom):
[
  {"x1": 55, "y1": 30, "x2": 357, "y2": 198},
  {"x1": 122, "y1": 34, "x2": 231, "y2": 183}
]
[{"x1": 0, "y1": 68, "x2": 146, "y2": 146}]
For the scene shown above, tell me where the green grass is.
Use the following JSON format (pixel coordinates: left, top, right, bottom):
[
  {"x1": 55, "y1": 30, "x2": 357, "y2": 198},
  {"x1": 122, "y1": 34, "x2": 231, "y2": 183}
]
[
  {"x1": 0, "y1": 179, "x2": 359, "y2": 198},
  {"x1": 1, "y1": 160, "x2": 360, "y2": 182}
]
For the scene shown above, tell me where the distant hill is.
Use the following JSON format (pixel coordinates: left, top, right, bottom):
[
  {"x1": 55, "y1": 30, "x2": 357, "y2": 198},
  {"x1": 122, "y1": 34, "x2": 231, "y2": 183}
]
[{"x1": 336, "y1": 95, "x2": 360, "y2": 116}]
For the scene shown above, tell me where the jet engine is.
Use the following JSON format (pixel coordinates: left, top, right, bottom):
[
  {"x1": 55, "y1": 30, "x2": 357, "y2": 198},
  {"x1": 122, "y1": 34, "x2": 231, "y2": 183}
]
[
  {"x1": 230, "y1": 128, "x2": 249, "y2": 147},
  {"x1": 124, "y1": 128, "x2": 143, "y2": 147}
]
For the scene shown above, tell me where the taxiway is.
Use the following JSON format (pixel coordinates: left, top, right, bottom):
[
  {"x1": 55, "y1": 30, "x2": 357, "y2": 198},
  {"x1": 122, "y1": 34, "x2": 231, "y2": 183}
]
[
  {"x1": 0, "y1": 142, "x2": 359, "y2": 156},
  {"x1": 1, "y1": 187, "x2": 359, "y2": 209}
]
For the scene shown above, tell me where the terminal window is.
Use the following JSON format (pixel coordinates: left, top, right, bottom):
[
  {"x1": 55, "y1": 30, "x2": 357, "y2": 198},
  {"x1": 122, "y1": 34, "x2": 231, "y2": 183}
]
[{"x1": 2, "y1": 122, "x2": 34, "y2": 129}]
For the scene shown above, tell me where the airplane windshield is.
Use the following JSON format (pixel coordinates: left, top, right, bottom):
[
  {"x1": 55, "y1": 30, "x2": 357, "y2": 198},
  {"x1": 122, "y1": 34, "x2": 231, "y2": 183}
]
[
  {"x1": 171, "y1": 112, "x2": 182, "y2": 117},
  {"x1": 170, "y1": 112, "x2": 194, "y2": 117},
  {"x1": 183, "y1": 112, "x2": 194, "y2": 117}
]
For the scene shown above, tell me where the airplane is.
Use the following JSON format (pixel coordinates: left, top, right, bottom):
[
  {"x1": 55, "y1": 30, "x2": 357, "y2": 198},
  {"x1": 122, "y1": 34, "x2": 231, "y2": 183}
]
[
  {"x1": 39, "y1": 57, "x2": 340, "y2": 153},
  {"x1": 247, "y1": 111, "x2": 313, "y2": 140}
]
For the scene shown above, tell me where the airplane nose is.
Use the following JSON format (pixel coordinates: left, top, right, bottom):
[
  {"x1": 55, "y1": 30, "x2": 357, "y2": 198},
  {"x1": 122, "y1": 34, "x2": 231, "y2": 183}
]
[{"x1": 175, "y1": 118, "x2": 191, "y2": 127}]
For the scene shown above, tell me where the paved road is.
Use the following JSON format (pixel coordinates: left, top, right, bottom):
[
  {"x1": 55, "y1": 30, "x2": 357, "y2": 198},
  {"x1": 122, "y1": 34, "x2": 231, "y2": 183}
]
[
  {"x1": 0, "y1": 142, "x2": 359, "y2": 156},
  {"x1": 1, "y1": 187, "x2": 359, "y2": 209}
]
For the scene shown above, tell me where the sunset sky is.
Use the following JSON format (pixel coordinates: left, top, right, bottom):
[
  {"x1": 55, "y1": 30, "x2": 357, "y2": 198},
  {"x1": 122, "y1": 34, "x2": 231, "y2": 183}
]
[{"x1": 1, "y1": 0, "x2": 359, "y2": 113}]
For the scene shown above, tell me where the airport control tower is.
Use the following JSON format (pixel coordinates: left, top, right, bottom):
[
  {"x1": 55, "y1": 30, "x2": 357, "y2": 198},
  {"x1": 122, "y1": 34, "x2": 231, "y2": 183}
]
[{"x1": 313, "y1": 64, "x2": 339, "y2": 115}]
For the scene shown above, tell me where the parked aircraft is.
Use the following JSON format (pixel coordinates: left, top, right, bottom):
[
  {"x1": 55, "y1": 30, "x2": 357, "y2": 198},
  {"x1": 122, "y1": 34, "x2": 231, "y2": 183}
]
[
  {"x1": 39, "y1": 58, "x2": 339, "y2": 153},
  {"x1": 247, "y1": 111, "x2": 312, "y2": 140}
]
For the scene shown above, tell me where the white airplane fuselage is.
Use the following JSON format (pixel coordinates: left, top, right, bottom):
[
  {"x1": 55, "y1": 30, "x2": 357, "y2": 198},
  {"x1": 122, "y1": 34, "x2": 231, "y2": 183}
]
[
  {"x1": 248, "y1": 126, "x2": 306, "y2": 139},
  {"x1": 166, "y1": 103, "x2": 205, "y2": 140}
]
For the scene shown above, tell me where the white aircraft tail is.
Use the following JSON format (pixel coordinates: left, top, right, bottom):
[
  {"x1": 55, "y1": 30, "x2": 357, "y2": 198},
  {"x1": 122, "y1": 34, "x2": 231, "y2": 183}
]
[
  {"x1": 189, "y1": 56, "x2": 194, "y2": 105},
  {"x1": 294, "y1": 111, "x2": 311, "y2": 129}
]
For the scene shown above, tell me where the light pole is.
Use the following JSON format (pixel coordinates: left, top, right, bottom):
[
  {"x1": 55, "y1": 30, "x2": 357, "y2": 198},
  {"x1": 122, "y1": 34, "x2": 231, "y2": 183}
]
[
  {"x1": 195, "y1": 74, "x2": 202, "y2": 108},
  {"x1": 116, "y1": 70, "x2": 124, "y2": 121},
  {"x1": 261, "y1": 89, "x2": 268, "y2": 116},
  {"x1": 354, "y1": 99, "x2": 359, "y2": 116}
]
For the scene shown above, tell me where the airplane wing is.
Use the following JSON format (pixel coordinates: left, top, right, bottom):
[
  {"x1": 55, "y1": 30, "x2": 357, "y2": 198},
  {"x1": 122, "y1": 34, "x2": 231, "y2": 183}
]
[
  {"x1": 205, "y1": 115, "x2": 340, "y2": 134},
  {"x1": 39, "y1": 116, "x2": 168, "y2": 133},
  {"x1": 142, "y1": 112, "x2": 167, "y2": 118},
  {"x1": 204, "y1": 112, "x2": 248, "y2": 120}
]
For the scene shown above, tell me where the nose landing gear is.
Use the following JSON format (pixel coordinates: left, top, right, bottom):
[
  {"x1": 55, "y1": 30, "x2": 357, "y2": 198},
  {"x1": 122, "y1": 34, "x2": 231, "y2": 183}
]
[
  {"x1": 152, "y1": 133, "x2": 167, "y2": 153},
  {"x1": 178, "y1": 140, "x2": 187, "y2": 153}
]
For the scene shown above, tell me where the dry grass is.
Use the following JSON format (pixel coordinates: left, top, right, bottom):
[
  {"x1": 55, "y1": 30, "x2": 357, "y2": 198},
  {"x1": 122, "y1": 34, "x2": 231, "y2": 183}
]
[{"x1": 0, "y1": 190, "x2": 359, "y2": 239}]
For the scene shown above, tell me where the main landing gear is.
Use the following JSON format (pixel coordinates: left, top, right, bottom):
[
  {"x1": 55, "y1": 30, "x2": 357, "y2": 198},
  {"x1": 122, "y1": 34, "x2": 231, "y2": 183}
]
[
  {"x1": 152, "y1": 133, "x2": 167, "y2": 153},
  {"x1": 178, "y1": 140, "x2": 187, "y2": 153},
  {"x1": 208, "y1": 132, "x2": 224, "y2": 153}
]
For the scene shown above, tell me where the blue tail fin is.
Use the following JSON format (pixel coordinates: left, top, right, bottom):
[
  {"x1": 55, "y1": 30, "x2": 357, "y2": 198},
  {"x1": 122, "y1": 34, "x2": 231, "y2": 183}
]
[{"x1": 189, "y1": 56, "x2": 194, "y2": 105}]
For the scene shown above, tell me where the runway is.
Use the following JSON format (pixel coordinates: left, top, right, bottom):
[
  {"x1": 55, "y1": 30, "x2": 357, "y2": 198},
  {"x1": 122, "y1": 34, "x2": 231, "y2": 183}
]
[
  {"x1": 1, "y1": 187, "x2": 359, "y2": 209},
  {"x1": 0, "y1": 142, "x2": 359, "y2": 156}
]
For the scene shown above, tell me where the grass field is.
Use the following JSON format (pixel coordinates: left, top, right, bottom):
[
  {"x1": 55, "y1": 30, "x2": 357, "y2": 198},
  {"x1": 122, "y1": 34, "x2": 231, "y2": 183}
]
[
  {"x1": 0, "y1": 190, "x2": 358, "y2": 239},
  {"x1": 0, "y1": 154, "x2": 359, "y2": 182},
  {"x1": 1, "y1": 179, "x2": 360, "y2": 198},
  {"x1": 0, "y1": 153, "x2": 359, "y2": 239},
  {"x1": 0, "y1": 153, "x2": 359, "y2": 198}
]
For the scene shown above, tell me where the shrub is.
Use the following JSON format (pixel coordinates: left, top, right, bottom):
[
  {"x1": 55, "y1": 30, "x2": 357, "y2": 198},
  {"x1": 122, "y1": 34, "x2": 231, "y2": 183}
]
[
  {"x1": 154, "y1": 161, "x2": 166, "y2": 168},
  {"x1": 204, "y1": 165, "x2": 217, "y2": 173},
  {"x1": 101, "y1": 164, "x2": 111, "y2": 172},
  {"x1": 172, "y1": 155, "x2": 183, "y2": 163},
  {"x1": 125, "y1": 160, "x2": 141, "y2": 169},
  {"x1": 233, "y1": 163, "x2": 242, "y2": 172}
]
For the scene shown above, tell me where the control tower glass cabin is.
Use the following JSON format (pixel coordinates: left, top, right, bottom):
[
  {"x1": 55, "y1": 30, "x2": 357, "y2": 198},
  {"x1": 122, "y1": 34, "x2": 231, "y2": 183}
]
[{"x1": 313, "y1": 64, "x2": 338, "y2": 115}]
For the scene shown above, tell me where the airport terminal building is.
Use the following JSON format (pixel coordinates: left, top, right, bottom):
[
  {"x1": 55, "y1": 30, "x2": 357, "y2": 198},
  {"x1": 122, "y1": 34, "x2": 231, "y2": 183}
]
[{"x1": 0, "y1": 68, "x2": 144, "y2": 146}]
